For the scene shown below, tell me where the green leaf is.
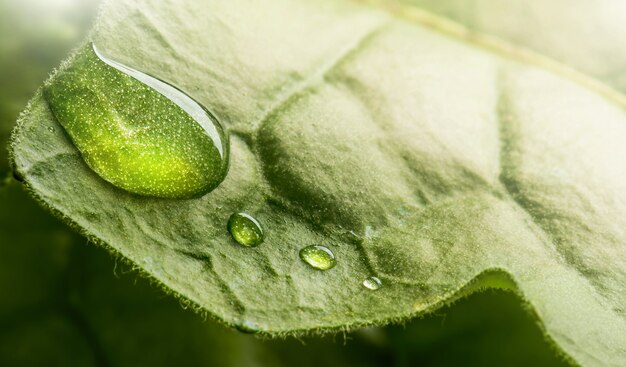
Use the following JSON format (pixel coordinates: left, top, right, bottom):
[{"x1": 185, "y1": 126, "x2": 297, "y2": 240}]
[
  {"x1": 0, "y1": 182, "x2": 567, "y2": 366},
  {"x1": 0, "y1": 183, "x2": 371, "y2": 367},
  {"x1": 395, "y1": 0, "x2": 626, "y2": 92},
  {"x1": 10, "y1": 0, "x2": 626, "y2": 366}
]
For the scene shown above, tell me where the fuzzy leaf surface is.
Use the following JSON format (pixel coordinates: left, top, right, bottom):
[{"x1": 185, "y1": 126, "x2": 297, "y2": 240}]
[{"x1": 11, "y1": 0, "x2": 626, "y2": 365}]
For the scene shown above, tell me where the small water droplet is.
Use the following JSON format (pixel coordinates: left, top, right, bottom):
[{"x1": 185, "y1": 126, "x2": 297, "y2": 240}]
[
  {"x1": 342, "y1": 230, "x2": 363, "y2": 244},
  {"x1": 43, "y1": 43, "x2": 229, "y2": 199},
  {"x1": 299, "y1": 245, "x2": 336, "y2": 270},
  {"x1": 228, "y1": 212, "x2": 263, "y2": 247},
  {"x1": 47, "y1": 126, "x2": 55, "y2": 132},
  {"x1": 234, "y1": 319, "x2": 260, "y2": 334},
  {"x1": 142, "y1": 256, "x2": 164, "y2": 276},
  {"x1": 12, "y1": 170, "x2": 24, "y2": 183},
  {"x1": 362, "y1": 276, "x2": 382, "y2": 290}
]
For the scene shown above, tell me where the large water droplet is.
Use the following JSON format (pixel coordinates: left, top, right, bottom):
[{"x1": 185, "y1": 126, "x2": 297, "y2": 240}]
[
  {"x1": 227, "y1": 212, "x2": 264, "y2": 247},
  {"x1": 299, "y1": 245, "x2": 336, "y2": 270},
  {"x1": 44, "y1": 43, "x2": 229, "y2": 199},
  {"x1": 362, "y1": 276, "x2": 382, "y2": 290}
]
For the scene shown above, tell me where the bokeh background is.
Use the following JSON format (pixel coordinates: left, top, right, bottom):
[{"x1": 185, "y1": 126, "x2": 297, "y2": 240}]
[{"x1": 0, "y1": 0, "x2": 570, "y2": 366}]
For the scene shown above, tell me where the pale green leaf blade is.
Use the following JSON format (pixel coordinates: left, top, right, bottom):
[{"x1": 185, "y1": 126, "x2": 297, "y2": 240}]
[
  {"x1": 11, "y1": 1, "x2": 626, "y2": 366},
  {"x1": 396, "y1": 0, "x2": 626, "y2": 92}
]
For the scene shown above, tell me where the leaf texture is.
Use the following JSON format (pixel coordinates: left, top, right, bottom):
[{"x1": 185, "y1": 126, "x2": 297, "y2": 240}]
[{"x1": 11, "y1": 0, "x2": 626, "y2": 365}]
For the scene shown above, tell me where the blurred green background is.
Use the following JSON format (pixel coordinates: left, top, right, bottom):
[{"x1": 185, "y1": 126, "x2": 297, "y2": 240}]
[{"x1": 0, "y1": 0, "x2": 570, "y2": 366}]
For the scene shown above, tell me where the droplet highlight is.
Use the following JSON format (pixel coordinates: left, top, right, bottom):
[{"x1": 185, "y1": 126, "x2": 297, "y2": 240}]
[
  {"x1": 43, "y1": 43, "x2": 229, "y2": 199},
  {"x1": 362, "y1": 276, "x2": 382, "y2": 290},
  {"x1": 227, "y1": 212, "x2": 264, "y2": 247},
  {"x1": 299, "y1": 245, "x2": 336, "y2": 270}
]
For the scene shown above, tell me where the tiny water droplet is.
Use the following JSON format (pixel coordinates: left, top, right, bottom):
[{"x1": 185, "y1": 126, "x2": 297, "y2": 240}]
[
  {"x1": 299, "y1": 245, "x2": 336, "y2": 270},
  {"x1": 47, "y1": 126, "x2": 55, "y2": 132},
  {"x1": 12, "y1": 170, "x2": 24, "y2": 183},
  {"x1": 44, "y1": 43, "x2": 229, "y2": 199},
  {"x1": 343, "y1": 230, "x2": 363, "y2": 244},
  {"x1": 234, "y1": 319, "x2": 260, "y2": 334},
  {"x1": 362, "y1": 276, "x2": 382, "y2": 290},
  {"x1": 227, "y1": 212, "x2": 263, "y2": 247}
]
